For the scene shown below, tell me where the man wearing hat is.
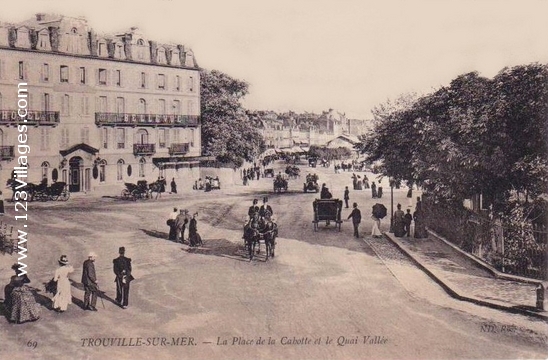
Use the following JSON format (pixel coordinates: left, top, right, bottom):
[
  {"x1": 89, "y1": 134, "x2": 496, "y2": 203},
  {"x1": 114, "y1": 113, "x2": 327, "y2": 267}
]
[
  {"x1": 175, "y1": 209, "x2": 189, "y2": 243},
  {"x1": 82, "y1": 252, "x2": 98, "y2": 311},
  {"x1": 248, "y1": 199, "x2": 260, "y2": 219},
  {"x1": 113, "y1": 247, "x2": 133, "y2": 309},
  {"x1": 259, "y1": 197, "x2": 273, "y2": 218}
]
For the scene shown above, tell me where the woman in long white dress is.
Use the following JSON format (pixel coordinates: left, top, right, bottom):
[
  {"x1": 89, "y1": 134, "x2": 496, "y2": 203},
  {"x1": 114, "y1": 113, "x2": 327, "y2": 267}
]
[
  {"x1": 52, "y1": 255, "x2": 74, "y2": 312},
  {"x1": 371, "y1": 215, "x2": 382, "y2": 238}
]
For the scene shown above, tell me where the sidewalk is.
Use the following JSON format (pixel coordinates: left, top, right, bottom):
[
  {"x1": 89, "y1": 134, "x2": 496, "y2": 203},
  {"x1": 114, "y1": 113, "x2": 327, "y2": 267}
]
[{"x1": 383, "y1": 230, "x2": 548, "y2": 321}]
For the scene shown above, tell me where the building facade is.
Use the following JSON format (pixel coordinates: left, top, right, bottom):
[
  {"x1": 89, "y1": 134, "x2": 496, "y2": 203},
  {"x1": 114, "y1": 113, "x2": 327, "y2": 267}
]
[{"x1": 0, "y1": 14, "x2": 201, "y2": 194}]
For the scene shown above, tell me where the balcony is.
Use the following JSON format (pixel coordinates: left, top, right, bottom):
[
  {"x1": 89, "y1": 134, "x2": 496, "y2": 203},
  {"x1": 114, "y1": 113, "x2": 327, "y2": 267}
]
[
  {"x1": 0, "y1": 110, "x2": 60, "y2": 126},
  {"x1": 133, "y1": 143, "x2": 156, "y2": 156},
  {"x1": 0, "y1": 146, "x2": 14, "y2": 160},
  {"x1": 169, "y1": 143, "x2": 190, "y2": 156},
  {"x1": 95, "y1": 113, "x2": 200, "y2": 127}
]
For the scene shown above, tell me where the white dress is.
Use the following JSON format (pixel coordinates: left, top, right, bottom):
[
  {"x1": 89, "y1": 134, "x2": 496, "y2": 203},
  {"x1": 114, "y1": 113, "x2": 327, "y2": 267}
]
[
  {"x1": 52, "y1": 265, "x2": 74, "y2": 311},
  {"x1": 371, "y1": 216, "x2": 382, "y2": 237}
]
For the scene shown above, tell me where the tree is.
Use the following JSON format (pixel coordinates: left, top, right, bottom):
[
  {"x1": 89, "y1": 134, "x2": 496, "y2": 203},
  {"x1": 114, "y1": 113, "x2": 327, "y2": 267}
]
[{"x1": 200, "y1": 69, "x2": 265, "y2": 167}]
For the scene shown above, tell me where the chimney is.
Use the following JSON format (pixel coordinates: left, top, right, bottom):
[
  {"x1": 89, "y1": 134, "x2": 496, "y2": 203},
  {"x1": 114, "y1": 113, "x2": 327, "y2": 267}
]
[{"x1": 36, "y1": 13, "x2": 46, "y2": 21}]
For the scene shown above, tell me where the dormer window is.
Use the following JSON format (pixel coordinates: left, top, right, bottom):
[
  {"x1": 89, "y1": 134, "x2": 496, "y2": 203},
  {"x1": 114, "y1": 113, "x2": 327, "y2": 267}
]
[
  {"x1": 15, "y1": 28, "x2": 30, "y2": 48},
  {"x1": 98, "y1": 41, "x2": 107, "y2": 57},
  {"x1": 157, "y1": 47, "x2": 166, "y2": 64},
  {"x1": 114, "y1": 43, "x2": 125, "y2": 59},
  {"x1": 37, "y1": 31, "x2": 50, "y2": 50},
  {"x1": 136, "y1": 39, "x2": 147, "y2": 61}
]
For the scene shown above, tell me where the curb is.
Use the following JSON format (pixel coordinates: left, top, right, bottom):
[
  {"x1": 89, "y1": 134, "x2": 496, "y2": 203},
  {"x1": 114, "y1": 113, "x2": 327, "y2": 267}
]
[
  {"x1": 382, "y1": 232, "x2": 548, "y2": 322},
  {"x1": 426, "y1": 229, "x2": 543, "y2": 286}
]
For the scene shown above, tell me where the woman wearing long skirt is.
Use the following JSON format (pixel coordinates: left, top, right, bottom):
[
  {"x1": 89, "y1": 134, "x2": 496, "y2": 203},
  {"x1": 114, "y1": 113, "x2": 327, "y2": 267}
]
[
  {"x1": 189, "y1": 213, "x2": 202, "y2": 247},
  {"x1": 4, "y1": 264, "x2": 40, "y2": 323},
  {"x1": 52, "y1": 255, "x2": 74, "y2": 312},
  {"x1": 371, "y1": 215, "x2": 382, "y2": 238}
]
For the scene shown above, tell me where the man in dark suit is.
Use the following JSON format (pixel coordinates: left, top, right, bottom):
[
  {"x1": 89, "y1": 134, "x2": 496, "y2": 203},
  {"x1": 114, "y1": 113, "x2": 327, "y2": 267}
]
[
  {"x1": 113, "y1": 247, "x2": 133, "y2": 309},
  {"x1": 347, "y1": 203, "x2": 362, "y2": 238},
  {"x1": 82, "y1": 252, "x2": 98, "y2": 311},
  {"x1": 259, "y1": 197, "x2": 273, "y2": 218},
  {"x1": 344, "y1": 186, "x2": 350, "y2": 208},
  {"x1": 248, "y1": 199, "x2": 259, "y2": 219}
]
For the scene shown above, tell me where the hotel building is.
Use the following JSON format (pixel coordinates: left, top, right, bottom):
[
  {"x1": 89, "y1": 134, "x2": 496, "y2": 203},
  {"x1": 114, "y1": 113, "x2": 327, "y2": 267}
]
[{"x1": 0, "y1": 13, "x2": 201, "y2": 194}]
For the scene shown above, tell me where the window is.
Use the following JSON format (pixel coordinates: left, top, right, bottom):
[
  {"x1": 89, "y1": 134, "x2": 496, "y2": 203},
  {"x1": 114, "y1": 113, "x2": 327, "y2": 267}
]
[
  {"x1": 98, "y1": 42, "x2": 107, "y2": 57},
  {"x1": 136, "y1": 129, "x2": 148, "y2": 144},
  {"x1": 157, "y1": 47, "x2": 166, "y2": 64},
  {"x1": 187, "y1": 100, "x2": 194, "y2": 115},
  {"x1": 101, "y1": 128, "x2": 109, "y2": 149},
  {"x1": 80, "y1": 127, "x2": 89, "y2": 143},
  {"x1": 172, "y1": 100, "x2": 181, "y2": 115},
  {"x1": 41, "y1": 63, "x2": 49, "y2": 82},
  {"x1": 136, "y1": 39, "x2": 146, "y2": 61},
  {"x1": 60, "y1": 128, "x2": 69, "y2": 149},
  {"x1": 138, "y1": 99, "x2": 147, "y2": 114},
  {"x1": 98, "y1": 96, "x2": 107, "y2": 112},
  {"x1": 41, "y1": 162, "x2": 50, "y2": 180},
  {"x1": 140, "y1": 72, "x2": 146, "y2": 88},
  {"x1": 42, "y1": 93, "x2": 50, "y2": 111},
  {"x1": 116, "y1": 159, "x2": 124, "y2": 181},
  {"x1": 80, "y1": 96, "x2": 90, "y2": 115},
  {"x1": 116, "y1": 128, "x2": 125, "y2": 149},
  {"x1": 190, "y1": 128, "x2": 195, "y2": 147},
  {"x1": 99, "y1": 160, "x2": 106, "y2": 182},
  {"x1": 187, "y1": 76, "x2": 194, "y2": 92},
  {"x1": 62, "y1": 94, "x2": 70, "y2": 115},
  {"x1": 60, "y1": 65, "x2": 69, "y2": 83},
  {"x1": 175, "y1": 75, "x2": 181, "y2": 91},
  {"x1": 98, "y1": 69, "x2": 107, "y2": 85},
  {"x1": 116, "y1": 97, "x2": 125, "y2": 114},
  {"x1": 40, "y1": 128, "x2": 50, "y2": 150},
  {"x1": 18, "y1": 61, "x2": 25, "y2": 80},
  {"x1": 115, "y1": 70, "x2": 121, "y2": 86},
  {"x1": 159, "y1": 129, "x2": 166, "y2": 148},
  {"x1": 158, "y1": 99, "x2": 166, "y2": 115},
  {"x1": 80, "y1": 67, "x2": 86, "y2": 84},
  {"x1": 114, "y1": 44, "x2": 124, "y2": 59},
  {"x1": 38, "y1": 31, "x2": 49, "y2": 49},
  {"x1": 158, "y1": 74, "x2": 165, "y2": 89},
  {"x1": 139, "y1": 158, "x2": 146, "y2": 178}
]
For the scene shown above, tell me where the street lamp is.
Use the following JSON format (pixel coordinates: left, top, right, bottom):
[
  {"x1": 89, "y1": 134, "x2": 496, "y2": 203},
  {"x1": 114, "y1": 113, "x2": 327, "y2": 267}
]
[{"x1": 389, "y1": 178, "x2": 394, "y2": 233}]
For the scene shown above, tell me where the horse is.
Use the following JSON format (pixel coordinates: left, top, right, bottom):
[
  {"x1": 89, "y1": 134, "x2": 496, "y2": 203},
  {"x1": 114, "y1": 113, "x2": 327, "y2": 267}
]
[
  {"x1": 6, "y1": 179, "x2": 38, "y2": 201},
  {"x1": 243, "y1": 214, "x2": 261, "y2": 260},
  {"x1": 259, "y1": 213, "x2": 277, "y2": 260}
]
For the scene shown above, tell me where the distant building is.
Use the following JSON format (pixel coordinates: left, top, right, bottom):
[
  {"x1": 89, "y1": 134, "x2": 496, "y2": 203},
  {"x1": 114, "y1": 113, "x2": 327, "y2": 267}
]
[
  {"x1": 251, "y1": 108, "x2": 355, "y2": 149},
  {"x1": 0, "y1": 14, "x2": 201, "y2": 193}
]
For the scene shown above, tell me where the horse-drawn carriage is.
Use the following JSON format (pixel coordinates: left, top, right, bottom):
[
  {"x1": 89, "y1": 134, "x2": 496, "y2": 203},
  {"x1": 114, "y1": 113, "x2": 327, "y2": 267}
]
[
  {"x1": 242, "y1": 214, "x2": 278, "y2": 261},
  {"x1": 33, "y1": 182, "x2": 70, "y2": 202},
  {"x1": 273, "y1": 175, "x2": 288, "y2": 193},
  {"x1": 285, "y1": 165, "x2": 300, "y2": 179},
  {"x1": 121, "y1": 181, "x2": 150, "y2": 200},
  {"x1": 303, "y1": 173, "x2": 319, "y2": 193},
  {"x1": 263, "y1": 168, "x2": 275, "y2": 178},
  {"x1": 312, "y1": 199, "x2": 343, "y2": 231}
]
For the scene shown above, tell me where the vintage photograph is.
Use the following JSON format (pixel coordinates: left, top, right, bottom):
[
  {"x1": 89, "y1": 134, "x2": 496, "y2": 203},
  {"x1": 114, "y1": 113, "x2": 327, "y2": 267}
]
[{"x1": 0, "y1": 0, "x2": 547, "y2": 359}]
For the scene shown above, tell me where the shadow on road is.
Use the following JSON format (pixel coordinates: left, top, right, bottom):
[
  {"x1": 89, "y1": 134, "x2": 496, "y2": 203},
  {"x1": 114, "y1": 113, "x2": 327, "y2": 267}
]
[
  {"x1": 183, "y1": 238, "x2": 253, "y2": 263},
  {"x1": 140, "y1": 229, "x2": 175, "y2": 243}
]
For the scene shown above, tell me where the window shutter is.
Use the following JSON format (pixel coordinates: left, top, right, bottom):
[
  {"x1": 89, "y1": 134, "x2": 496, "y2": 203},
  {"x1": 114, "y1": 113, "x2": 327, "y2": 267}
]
[{"x1": 24, "y1": 62, "x2": 29, "y2": 80}]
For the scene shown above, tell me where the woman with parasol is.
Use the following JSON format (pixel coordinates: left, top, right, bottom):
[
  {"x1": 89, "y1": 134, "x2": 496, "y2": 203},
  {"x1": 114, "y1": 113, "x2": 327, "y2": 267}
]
[{"x1": 371, "y1": 203, "x2": 386, "y2": 238}]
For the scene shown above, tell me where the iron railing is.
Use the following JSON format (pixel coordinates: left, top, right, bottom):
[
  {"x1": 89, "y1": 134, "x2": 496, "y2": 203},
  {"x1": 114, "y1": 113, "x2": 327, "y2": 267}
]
[
  {"x1": 133, "y1": 143, "x2": 156, "y2": 155},
  {"x1": 168, "y1": 143, "x2": 190, "y2": 155}
]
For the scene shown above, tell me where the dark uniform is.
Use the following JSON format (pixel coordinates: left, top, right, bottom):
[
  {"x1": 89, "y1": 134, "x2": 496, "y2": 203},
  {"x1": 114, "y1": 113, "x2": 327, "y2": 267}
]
[
  {"x1": 248, "y1": 199, "x2": 260, "y2": 218},
  {"x1": 113, "y1": 247, "x2": 133, "y2": 308},
  {"x1": 347, "y1": 204, "x2": 361, "y2": 238}
]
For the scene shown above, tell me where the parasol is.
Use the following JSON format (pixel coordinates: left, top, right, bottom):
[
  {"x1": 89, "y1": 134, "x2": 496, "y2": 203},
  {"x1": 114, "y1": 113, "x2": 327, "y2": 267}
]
[{"x1": 372, "y1": 203, "x2": 387, "y2": 219}]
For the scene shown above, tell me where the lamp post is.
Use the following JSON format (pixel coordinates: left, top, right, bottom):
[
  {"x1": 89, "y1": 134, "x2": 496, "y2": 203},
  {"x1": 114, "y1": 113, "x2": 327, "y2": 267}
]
[{"x1": 389, "y1": 178, "x2": 394, "y2": 233}]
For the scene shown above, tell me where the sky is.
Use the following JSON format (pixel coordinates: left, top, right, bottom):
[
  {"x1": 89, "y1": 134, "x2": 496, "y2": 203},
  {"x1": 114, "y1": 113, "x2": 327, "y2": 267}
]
[{"x1": 1, "y1": 0, "x2": 547, "y2": 119}]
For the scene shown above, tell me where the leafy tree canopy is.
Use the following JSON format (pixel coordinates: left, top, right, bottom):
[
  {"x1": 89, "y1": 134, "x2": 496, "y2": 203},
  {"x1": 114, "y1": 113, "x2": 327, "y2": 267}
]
[{"x1": 200, "y1": 69, "x2": 265, "y2": 167}]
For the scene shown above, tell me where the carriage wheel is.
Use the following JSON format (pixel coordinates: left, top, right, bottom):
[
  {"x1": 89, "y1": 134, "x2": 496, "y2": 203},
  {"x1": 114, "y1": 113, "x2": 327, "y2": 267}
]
[
  {"x1": 60, "y1": 190, "x2": 70, "y2": 201},
  {"x1": 51, "y1": 194, "x2": 60, "y2": 201}
]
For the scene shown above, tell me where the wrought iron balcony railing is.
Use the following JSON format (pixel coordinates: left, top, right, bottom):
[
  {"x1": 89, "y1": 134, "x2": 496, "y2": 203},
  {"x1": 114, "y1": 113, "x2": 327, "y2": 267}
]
[
  {"x1": 0, "y1": 110, "x2": 60, "y2": 125},
  {"x1": 95, "y1": 113, "x2": 200, "y2": 127},
  {"x1": 133, "y1": 143, "x2": 156, "y2": 156},
  {"x1": 0, "y1": 146, "x2": 15, "y2": 160},
  {"x1": 168, "y1": 143, "x2": 190, "y2": 155}
]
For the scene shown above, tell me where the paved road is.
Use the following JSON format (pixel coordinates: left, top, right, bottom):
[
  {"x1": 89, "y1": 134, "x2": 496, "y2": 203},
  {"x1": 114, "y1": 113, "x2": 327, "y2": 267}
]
[{"x1": 0, "y1": 161, "x2": 546, "y2": 359}]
